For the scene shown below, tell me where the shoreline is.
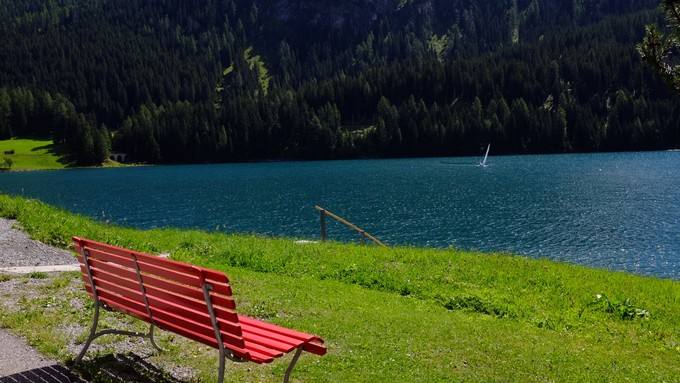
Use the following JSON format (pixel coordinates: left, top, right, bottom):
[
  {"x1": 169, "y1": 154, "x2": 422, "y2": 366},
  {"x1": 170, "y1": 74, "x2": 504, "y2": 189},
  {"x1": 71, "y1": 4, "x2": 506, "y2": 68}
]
[
  {"x1": 2, "y1": 161, "x2": 150, "y2": 173},
  {"x1": 2, "y1": 148, "x2": 680, "y2": 173}
]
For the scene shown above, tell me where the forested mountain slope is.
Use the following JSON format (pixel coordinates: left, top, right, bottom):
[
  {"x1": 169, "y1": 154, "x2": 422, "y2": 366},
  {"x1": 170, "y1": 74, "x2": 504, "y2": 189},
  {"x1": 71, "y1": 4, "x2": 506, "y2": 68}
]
[{"x1": 0, "y1": 0, "x2": 675, "y2": 163}]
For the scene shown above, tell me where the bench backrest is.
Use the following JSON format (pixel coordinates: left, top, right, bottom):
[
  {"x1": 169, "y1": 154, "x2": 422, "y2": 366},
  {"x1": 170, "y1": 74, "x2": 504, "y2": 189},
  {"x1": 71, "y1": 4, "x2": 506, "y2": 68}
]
[{"x1": 73, "y1": 237, "x2": 248, "y2": 355}]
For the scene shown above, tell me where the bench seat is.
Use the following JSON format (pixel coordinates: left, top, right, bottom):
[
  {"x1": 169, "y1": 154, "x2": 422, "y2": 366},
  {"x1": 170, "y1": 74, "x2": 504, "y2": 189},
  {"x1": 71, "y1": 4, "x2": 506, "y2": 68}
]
[{"x1": 239, "y1": 315, "x2": 326, "y2": 363}]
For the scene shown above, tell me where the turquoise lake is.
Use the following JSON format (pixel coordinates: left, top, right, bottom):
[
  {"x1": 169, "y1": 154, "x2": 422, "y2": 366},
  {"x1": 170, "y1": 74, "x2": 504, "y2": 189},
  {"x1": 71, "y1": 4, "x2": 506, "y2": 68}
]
[{"x1": 0, "y1": 152, "x2": 678, "y2": 279}]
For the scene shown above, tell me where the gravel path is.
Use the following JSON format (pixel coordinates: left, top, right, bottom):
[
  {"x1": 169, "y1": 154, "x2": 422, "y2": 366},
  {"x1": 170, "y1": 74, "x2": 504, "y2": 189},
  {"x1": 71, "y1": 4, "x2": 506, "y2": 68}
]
[
  {"x1": 0, "y1": 218, "x2": 75, "y2": 267},
  {"x1": 0, "y1": 219, "x2": 86, "y2": 381},
  {"x1": 0, "y1": 329, "x2": 58, "y2": 375},
  {"x1": 0, "y1": 330, "x2": 85, "y2": 382}
]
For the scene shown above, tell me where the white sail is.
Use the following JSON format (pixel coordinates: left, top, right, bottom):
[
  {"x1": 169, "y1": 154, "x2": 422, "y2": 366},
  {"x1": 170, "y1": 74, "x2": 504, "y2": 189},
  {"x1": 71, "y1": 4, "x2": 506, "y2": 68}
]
[{"x1": 480, "y1": 144, "x2": 490, "y2": 167}]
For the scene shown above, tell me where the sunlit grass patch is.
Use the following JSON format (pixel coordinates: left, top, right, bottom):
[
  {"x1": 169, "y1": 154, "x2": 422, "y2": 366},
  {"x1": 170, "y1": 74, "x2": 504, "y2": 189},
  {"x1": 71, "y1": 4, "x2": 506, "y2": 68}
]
[{"x1": 0, "y1": 138, "x2": 68, "y2": 171}]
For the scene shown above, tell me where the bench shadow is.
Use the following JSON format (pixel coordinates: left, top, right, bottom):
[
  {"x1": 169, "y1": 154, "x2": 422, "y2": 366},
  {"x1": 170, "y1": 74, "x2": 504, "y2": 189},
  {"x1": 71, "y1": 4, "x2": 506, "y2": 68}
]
[
  {"x1": 0, "y1": 364, "x2": 86, "y2": 383},
  {"x1": 70, "y1": 353, "x2": 186, "y2": 383}
]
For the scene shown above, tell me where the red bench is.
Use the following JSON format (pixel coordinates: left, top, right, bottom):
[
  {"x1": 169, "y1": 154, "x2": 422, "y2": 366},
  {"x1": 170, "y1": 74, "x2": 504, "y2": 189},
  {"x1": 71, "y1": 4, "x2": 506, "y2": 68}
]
[{"x1": 73, "y1": 237, "x2": 326, "y2": 382}]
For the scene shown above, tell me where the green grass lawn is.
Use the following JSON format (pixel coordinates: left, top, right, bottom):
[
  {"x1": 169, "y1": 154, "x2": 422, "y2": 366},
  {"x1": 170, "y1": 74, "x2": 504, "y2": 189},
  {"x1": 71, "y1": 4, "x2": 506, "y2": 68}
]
[
  {"x1": 0, "y1": 138, "x2": 68, "y2": 170},
  {"x1": 0, "y1": 194, "x2": 678, "y2": 382},
  {"x1": 0, "y1": 137, "x2": 127, "y2": 171}
]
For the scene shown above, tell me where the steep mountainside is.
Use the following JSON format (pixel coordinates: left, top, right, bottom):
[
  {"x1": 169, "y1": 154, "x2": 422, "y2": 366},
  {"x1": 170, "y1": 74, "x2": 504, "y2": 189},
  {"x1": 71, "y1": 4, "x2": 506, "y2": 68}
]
[{"x1": 0, "y1": 0, "x2": 676, "y2": 163}]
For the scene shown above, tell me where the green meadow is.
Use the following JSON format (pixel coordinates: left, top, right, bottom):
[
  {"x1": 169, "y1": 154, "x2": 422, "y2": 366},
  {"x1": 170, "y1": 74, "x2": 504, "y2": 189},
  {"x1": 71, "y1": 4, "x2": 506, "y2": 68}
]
[
  {"x1": 0, "y1": 194, "x2": 678, "y2": 382},
  {"x1": 0, "y1": 138, "x2": 67, "y2": 171},
  {"x1": 0, "y1": 138, "x2": 128, "y2": 171}
]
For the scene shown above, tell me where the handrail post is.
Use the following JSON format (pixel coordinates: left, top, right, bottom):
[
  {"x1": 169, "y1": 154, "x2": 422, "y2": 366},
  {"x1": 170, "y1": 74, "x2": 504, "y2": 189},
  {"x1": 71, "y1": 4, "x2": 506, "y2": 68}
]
[{"x1": 319, "y1": 209, "x2": 327, "y2": 242}]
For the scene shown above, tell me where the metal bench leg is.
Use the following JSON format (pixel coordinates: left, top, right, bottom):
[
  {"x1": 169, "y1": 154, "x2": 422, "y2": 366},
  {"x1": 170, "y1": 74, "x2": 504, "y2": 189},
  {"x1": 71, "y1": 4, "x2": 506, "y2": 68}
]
[
  {"x1": 202, "y1": 278, "x2": 228, "y2": 383},
  {"x1": 148, "y1": 324, "x2": 165, "y2": 353},
  {"x1": 217, "y1": 348, "x2": 226, "y2": 383},
  {"x1": 283, "y1": 348, "x2": 303, "y2": 383},
  {"x1": 76, "y1": 304, "x2": 165, "y2": 362},
  {"x1": 75, "y1": 303, "x2": 101, "y2": 363}
]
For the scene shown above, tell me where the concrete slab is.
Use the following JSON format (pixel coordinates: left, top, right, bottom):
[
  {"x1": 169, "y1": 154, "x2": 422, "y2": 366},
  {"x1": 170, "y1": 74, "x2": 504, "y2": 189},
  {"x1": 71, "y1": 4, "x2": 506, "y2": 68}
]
[{"x1": 0, "y1": 264, "x2": 80, "y2": 274}]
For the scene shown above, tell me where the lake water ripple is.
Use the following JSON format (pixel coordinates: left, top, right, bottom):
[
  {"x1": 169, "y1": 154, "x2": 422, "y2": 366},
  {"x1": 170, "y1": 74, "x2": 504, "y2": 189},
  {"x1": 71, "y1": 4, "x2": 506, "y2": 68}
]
[{"x1": 0, "y1": 152, "x2": 678, "y2": 279}]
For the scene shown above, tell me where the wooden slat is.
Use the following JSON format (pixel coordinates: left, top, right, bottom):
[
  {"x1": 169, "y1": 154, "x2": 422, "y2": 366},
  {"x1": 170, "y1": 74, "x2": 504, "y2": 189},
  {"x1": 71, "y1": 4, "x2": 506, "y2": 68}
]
[
  {"x1": 84, "y1": 247, "x2": 199, "y2": 287},
  {"x1": 82, "y1": 256, "x2": 237, "y2": 319},
  {"x1": 75, "y1": 237, "x2": 231, "y2": 284},
  {"x1": 98, "y1": 297, "x2": 149, "y2": 322},
  {"x1": 81, "y1": 256, "x2": 137, "y2": 281},
  {"x1": 86, "y1": 293, "x2": 251, "y2": 358},
  {"x1": 75, "y1": 238, "x2": 233, "y2": 300},
  {"x1": 82, "y1": 274, "x2": 145, "y2": 304},
  {"x1": 241, "y1": 343, "x2": 276, "y2": 364},
  {"x1": 137, "y1": 260, "x2": 205, "y2": 290},
  {"x1": 151, "y1": 314, "x2": 250, "y2": 358},
  {"x1": 238, "y1": 316, "x2": 315, "y2": 342},
  {"x1": 149, "y1": 305, "x2": 245, "y2": 349},
  {"x1": 86, "y1": 266, "x2": 141, "y2": 294},
  {"x1": 85, "y1": 286, "x2": 150, "y2": 323},
  {"x1": 240, "y1": 324, "x2": 301, "y2": 348},
  {"x1": 82, "y1": 275, "x2": 147, "y2": 313},
  {"x1": 242, "y1": 341, "x2": 282, "y2": 358},
  {"x1": 82, "y1": 246, "x2": 232, "y2": 296},
  {"x1": 153, "y1": 315, "x2": 223, "y2": 349},
  {"x1": 146, "y1": 294, "x2": 241, "y2": 334},
  {"x1": 81, "y1": 260, "x2": 241, "y2": 337},
  {"x1": 134, "y1": 250, "x2": 230, "y2": 287},
  {"x1": 84, "y1": 247, "x2": 137, "y2": 268},
  {"x1": 145, "y1": 283, "x2": 238, "y2": 322},
  {"x1": 79, "y1": 247, "x2": 231, "y2": 298},
  {"x1": 85, "y1": 284, "x2": 246, "y2": 351},
  {"x1": 302, "y1": 340, "x2": 327, "y2": 356},
  {"x1": 83, "y1": 260, "x2": 242, "y2": 336},
  {"x1": 78, "y1": 255, "x2": 234, "y2": 309},
  {"x1": 241, "y1": 330, "x2": 297, "y2": 353},
  {"x1": 142, "y1": 273, "x2": 235, "y2": 309},
  {"x1": 239, "y1": 316, "x2": 327, "y2": 356}
]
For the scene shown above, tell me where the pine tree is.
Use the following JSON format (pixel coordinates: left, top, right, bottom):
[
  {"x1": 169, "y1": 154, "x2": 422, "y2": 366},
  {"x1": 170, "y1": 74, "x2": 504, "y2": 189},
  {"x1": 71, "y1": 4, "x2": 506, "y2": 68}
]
[
  {"x1": 93, "y1": 125, "x2": 112, "y2": 164},
  {"x1": 0, "y1": 89, "x2": 10, "y2": 139},
  {"x1": 638, "y1": 1, "x2": 680, "y2": 91}
]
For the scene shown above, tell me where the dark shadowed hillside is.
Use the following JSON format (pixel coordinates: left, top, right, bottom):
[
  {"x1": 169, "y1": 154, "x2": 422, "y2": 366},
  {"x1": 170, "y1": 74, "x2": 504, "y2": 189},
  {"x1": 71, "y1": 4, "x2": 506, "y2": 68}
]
[{"x1": 0, "y1": 0, "x2": 676, "y2": 163}]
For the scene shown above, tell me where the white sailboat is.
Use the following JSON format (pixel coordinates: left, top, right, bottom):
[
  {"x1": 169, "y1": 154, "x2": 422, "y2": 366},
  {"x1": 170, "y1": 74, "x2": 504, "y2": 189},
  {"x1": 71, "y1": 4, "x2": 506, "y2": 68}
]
[{"x1": 479, "y1": 144, "x2": 491, "y2": 167}]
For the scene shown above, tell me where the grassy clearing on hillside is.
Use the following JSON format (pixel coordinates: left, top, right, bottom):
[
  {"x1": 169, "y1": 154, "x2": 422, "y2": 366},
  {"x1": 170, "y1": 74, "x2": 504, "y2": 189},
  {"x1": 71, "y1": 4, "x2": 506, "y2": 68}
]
[
  {"x1": 0, "y1": 138, "x2": 68, "y2": 170},
  {"x1": 0, "y1": 194, "x2": 678, "y2": 382},
  {"x1": 0, "y1": 137, "x2": 128, "y2": 171}
]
